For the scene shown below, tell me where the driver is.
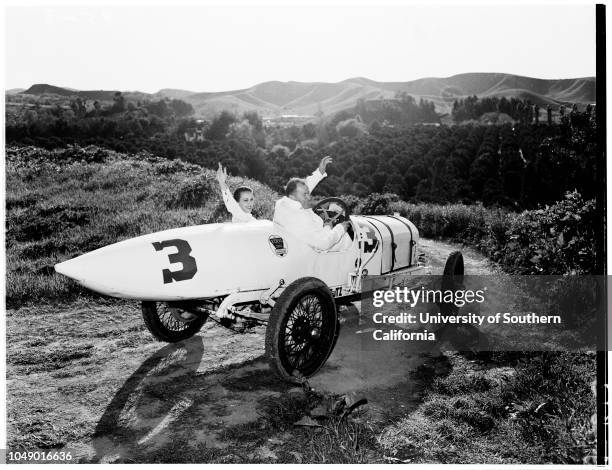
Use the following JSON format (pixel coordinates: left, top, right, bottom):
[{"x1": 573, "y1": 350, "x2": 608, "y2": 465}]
[{"x1": 273, "y1": 156, "x2": 352, "y2": 251}]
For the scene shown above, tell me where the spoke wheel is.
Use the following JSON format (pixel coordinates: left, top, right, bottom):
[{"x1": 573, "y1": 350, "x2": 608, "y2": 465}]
[
  {"x1": 142, "y1": 301, "x2": 207, "y2": 343},
  {"x1": 266, "y1": 278, "x2": 339, "y2": 382}
]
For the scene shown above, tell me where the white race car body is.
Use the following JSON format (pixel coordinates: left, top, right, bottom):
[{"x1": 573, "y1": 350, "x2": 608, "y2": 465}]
[
  {"x1": 55, "y1": 212, "x2": 439, "y2": 380},
  {"x1": 55, "y1": 215, "x2": 423, "y2": 304}
]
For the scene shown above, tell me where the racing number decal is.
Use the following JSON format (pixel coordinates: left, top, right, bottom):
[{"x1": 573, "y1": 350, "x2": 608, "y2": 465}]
[{"x1": 152, "y1": 239, "x2": 197, "y2": 284}]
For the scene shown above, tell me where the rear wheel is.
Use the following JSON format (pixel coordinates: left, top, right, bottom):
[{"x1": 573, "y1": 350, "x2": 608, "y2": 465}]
[
  {"x1": 439, "y1": 251, "x2": 464, "y2": 315},
  {"x1": 443, "y1": 251, "x2": 464, "y2": 279},
  {"x1": 265, "y1": 278, "x2": 339, "y2": 382},
  {"x1": 142, "y1": 301, "x2": 207, "y2": 343},
  {"x1": 437, "y1": 251, "x2": 486, "y2": 351}
]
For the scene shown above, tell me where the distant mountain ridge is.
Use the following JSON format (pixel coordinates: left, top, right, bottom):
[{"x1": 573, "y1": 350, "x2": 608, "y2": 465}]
[{"x1": 19, "y1": 73, "x2": 595, "y2": 118}]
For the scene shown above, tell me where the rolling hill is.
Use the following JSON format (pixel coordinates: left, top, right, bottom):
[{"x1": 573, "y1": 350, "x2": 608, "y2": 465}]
[
  {"x1": 20, "y1": 84, "x2": 151, "y2": 102},
  {"x1": 153, "y1": 88, "x2": 198, "y2": 100},
  {"x1": 18, "y1": 73, "x2": 595, "y2": 118}
]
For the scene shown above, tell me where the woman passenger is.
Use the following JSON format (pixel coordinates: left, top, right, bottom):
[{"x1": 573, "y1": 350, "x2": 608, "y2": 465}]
[{"x1": 216, "y1": 162, "x2": 257, "y2": 223}]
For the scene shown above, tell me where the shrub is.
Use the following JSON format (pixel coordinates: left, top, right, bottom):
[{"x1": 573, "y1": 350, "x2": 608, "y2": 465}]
[
  {"x1": 165, "y1": 177, "x2": 215, "y2": 209},
  {"x1": 153, "y1": 159, "x2": 200, "y2": 175},
  {"x1": 545, "y1": 276, "x2": 601, "y2": 330},
  {"x1": 338, "y1": 194, "x2": 362, "y2": 213},
  {"x1": 355, "y1": 193, "x2": 400, "y2": 215},
  {"x1": 387, "y1": 191, "x2": 596, "y2": 275},
  {"x1": 7, "y1": 204, "x2": 95, "y2": 244},
  {"x1": 6, "y1": 193, "x2": 41, "y2": 211},
  {"x1": 497, "y1": 191, "x2": 597, "y2": 274}
]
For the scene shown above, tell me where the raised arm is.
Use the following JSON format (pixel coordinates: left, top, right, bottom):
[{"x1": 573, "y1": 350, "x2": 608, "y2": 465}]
[
  {"x1": 305, "y1": 155, "x2": 333, "y2": 193},
  {"x1": 216, "y1": 163, "x2": 243, "y2": 217}
]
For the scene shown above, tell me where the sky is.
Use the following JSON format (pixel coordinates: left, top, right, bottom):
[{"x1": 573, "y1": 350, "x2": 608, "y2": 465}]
[{"x1": 4, "y1": 3, "x2": 597, "y2": 93}]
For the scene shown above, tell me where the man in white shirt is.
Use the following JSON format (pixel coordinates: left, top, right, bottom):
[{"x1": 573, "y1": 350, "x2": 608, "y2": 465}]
[{"x1": 274, "y1": 156, "x2": 351, "y2": 251}]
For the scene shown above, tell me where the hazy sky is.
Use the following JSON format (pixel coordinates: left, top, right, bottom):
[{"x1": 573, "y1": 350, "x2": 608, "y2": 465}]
[{"x1": 5, "y1": 4, "x2": 596, "y2": 93}]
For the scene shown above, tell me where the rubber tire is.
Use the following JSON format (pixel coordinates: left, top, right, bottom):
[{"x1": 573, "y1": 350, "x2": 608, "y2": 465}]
[
  {"x1": 443, "y1": 251, "x2": 464, "y2": 277},
  {"x1": 439, "y1": 251, "x2": 464, "y2": 315},
  {"x1": 265, "y1": 277, "x2": 339, "y2": 383},
  {"x1": 439, "y1": 251, "x2": 489, "y2": 352},
  {"x1": 141, "y1": 301, "x2": 207, "y2": 343}
]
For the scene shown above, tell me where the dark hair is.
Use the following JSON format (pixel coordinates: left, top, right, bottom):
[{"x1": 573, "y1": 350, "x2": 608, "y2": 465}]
[
  {"x1": 233, "y1": 186, "x2": 253, "y2": 201},
  {"x1": 284, "y1": 178, "x2": 307, "y2": 196}
]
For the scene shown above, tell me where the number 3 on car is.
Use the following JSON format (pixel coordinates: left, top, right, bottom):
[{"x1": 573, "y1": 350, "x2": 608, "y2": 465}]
[{"x1": 152, "y1": 239, "x2": 198, "y2": 283}]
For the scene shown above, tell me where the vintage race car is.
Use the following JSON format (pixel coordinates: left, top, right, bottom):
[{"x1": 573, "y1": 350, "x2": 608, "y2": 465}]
[{"x1": 55, "y1": 197, "x2": 463, "y2": 382}]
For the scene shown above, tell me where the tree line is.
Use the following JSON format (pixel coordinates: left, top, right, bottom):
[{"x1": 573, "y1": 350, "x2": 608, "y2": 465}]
[
  {"x1": 5, "y1": 91, "x2": 597, "y2": 209},
  {"x1": 451, "y1": 95, "x2": 590, "y2": 124}
]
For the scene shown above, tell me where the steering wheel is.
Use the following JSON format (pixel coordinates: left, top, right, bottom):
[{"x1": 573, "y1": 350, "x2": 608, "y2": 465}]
[{"x1": 312, "y1": 197, "x2": 351, "y2": 227}]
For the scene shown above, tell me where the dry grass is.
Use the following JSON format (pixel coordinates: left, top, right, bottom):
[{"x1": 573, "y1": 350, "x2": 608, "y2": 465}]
[{"x1": 378, "y1": 352, "x2": 597, "y2": 464}]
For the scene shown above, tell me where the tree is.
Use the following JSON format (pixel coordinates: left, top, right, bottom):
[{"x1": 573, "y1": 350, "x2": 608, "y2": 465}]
[
  {"x1": 146, "y1": 99, "x2": 171, "y2": 118},
  {"x1": 336, "y1": 118, "x2": 367, "y2": 138},
  {"x1": 70, "y1": 97, "x2": 87, "y2": 118},
  {"x1": 384, "y1": 174, "x2": 405, "y2": 197},
  {"x1": 369, "y1": 120, "x2": 382, "y2": 133},
  {"x1": 112, "y1": 92, "x2": 125, "y2": 113},
  {"x1": 316, "y1": 118, "x2": 330, "y2": 146},
  {"x1": 205, "y1": 111, "x2": 236, "y2": 140},
  {"x1": 302, "y1": 122, "x2": 316, "y2": 139},
  {"x1": 372, "y1": 172, "x2": 387, "y2": 192},
  {"x1": 228, "y1": 119, "x2": 256, "y2": 144},
  {"x1": 243, "y1": 111, "x2": 263, "y2": 132},
  {"x1": 547, "y1": 106, "x2": 553, "y2": 125},
  {"x1": 169, "y1": 99, "x2": 194, "y2": 117}
]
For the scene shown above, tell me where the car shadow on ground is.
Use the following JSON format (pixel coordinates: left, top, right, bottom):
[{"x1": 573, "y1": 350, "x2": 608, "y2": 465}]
[
  {"x1": 86, "y1": 334, "x2": 294, "y2": 462},
  {"x1": 90, "y1": 336, "x2": 206, "y2": 461},
  {"x1": 85, "y1": 310, "x2": 454, "y2": 463}
]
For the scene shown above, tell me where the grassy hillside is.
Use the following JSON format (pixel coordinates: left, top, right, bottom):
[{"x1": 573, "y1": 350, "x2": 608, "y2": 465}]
[{"x1": 5, "y1": 146, "x2": 278, "y2": 307}]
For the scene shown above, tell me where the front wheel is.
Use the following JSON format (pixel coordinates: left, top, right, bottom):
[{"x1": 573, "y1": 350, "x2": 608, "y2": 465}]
[
  {"x1": 265, "y1": 277, "x2": 339, "y2": 382},
  {"x1": 142, "y1": 301, "x2": 207, "y2": 343}
]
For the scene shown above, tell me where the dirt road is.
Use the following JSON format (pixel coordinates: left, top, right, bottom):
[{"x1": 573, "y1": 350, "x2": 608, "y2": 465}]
[{"x1": 6, "y1": 239, "x2": 497, "y2": 463}]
